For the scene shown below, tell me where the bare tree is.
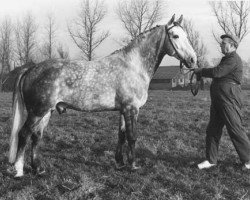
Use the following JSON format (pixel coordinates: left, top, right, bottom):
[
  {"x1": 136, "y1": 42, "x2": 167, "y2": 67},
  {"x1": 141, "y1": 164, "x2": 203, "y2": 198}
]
[
  {"x1": 116, "y1": 0, "x2": 166, "y2": 42},
  {"x1": 41, "y1": 13, "x2": 57, "y2": 60},
  {"x1": 243, "y1": 59, "x2": 250, "y2": 84},
  {"x1": 182, "y1": 19, "x2": 208, "y2": 68},
  {"x1": 0, "y1": 17, "x2": 13, "y2": 91},
  {"x1": 15, "y1": 13, "x2": 37, "y2": 65},
  {"x1": 68, "y1": 0, "x2": 109, "y2": 61},
  {"x1": 209, "y1": 1, "x2": 250, "y2": 43}
]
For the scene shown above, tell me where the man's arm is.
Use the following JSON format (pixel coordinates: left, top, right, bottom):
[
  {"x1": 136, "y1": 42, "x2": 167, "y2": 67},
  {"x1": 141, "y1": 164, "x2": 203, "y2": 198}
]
[{"x1": 195, "y1": 56, "x2": 236, "y2": 78}]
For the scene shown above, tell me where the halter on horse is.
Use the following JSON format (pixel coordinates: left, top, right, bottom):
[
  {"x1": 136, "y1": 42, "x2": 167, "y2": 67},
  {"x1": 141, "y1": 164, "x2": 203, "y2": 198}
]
[{"x1": 8, "y1": 14, "x2": 197, "y2": 177}]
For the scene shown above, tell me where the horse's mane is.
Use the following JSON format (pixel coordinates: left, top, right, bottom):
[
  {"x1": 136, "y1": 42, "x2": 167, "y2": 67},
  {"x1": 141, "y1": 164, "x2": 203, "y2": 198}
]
[{"x1": 111, "y1": 25, "x2": 161, "y2": 55}]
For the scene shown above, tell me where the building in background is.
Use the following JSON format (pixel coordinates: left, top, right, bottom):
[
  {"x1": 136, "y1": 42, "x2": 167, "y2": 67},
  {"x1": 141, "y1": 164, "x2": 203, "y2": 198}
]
[{"x1": 150, "y1": 66, "x2": 191, "y2": 90}]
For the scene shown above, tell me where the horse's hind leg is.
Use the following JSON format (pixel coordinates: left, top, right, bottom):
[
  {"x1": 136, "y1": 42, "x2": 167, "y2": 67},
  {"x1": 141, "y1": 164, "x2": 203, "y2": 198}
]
[
  {"x1": 14, "y1": 114, "x2": 40, "y2": 177},
  {"x1": 115, "y1": 113, "x2": 126, "y2": 169},
  {"x1": 31, "y1": 111, "x2": 51, "y2": 175}
]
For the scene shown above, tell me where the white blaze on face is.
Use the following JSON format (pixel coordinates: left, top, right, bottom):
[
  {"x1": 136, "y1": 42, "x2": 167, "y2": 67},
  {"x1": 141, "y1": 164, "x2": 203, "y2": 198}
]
[{"x1": 170, "y1": 26, "x2": 196, "y2": 63}]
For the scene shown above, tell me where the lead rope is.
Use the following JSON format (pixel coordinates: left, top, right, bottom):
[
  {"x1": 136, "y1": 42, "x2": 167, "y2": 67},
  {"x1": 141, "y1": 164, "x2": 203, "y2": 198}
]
[
  {"x1": 190, "y1": 71, "x2": 199, "y2": 96},
  {"x1": 190, "y1": 62, "x2": 202, "y2": 96},
  {"x1": 179, "y1": 61, "x2": 201, "y2": 96}
]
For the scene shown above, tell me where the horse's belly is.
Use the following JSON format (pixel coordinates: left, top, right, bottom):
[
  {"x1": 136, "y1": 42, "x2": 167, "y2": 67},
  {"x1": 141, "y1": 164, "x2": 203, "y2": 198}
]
[
  {"x1": 63, "y1": 90, "x2": 119, "y2": 111},
  {"x1": 85, "y1": 92, "x2": 118, "y2": 111}
]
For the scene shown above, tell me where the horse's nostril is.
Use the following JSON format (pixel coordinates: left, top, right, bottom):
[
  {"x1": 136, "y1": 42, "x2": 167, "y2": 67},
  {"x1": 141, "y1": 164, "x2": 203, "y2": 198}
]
[{"x1": 190, "y1": 58, "x2": 194, "y2": 63}]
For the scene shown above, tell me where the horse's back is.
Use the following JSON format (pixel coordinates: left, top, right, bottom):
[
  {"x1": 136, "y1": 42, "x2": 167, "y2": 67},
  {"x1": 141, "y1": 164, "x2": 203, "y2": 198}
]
[
  {"x1": 22, "y1": 56, "x2": 150, "y2": 115},
  {"x1": 22, "y1": 58, "x2": 123, "y2": 114}
]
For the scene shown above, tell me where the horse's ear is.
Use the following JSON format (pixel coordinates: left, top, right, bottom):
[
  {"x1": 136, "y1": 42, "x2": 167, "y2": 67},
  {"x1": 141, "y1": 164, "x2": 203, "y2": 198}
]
[
  {"x1": 177, "y1": 15, "x2": 183, "y2": 25},
  {"x1": 167, "y1": 14, "x2": 175, "y2": 26}
]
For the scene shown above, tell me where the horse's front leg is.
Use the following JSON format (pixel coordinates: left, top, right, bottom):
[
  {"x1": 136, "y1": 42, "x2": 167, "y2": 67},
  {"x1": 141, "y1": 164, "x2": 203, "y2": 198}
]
[
  {"x1": 124, "y1": 106, "x2": 140, "y2": 170},
  {"x1": 115, "y1": 113, "x2": 126, "y2": 169}
]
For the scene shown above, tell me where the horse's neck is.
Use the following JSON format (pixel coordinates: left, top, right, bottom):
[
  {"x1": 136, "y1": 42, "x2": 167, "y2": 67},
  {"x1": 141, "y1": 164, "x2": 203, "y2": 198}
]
[{"x1": 124, "y1": 27, "x2": 166, "y2": 79}]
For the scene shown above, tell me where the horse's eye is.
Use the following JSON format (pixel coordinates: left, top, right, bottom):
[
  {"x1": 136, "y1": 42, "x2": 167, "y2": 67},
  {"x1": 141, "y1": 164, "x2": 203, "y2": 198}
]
[{"x1": 173, "y1": 35, "x2": 179, "y2": 39}]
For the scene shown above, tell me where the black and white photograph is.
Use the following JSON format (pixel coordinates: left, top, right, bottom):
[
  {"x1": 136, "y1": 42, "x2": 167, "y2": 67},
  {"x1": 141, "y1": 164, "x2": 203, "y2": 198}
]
[{"x1": 0, "y1": 0, "x2": 250, "y2": 199}]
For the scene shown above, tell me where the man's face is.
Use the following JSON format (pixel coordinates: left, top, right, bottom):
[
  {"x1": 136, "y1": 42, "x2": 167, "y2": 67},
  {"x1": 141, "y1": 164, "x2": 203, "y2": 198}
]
[{"x1": 220, "y1": 38, "x2": 234, "y2": 55}]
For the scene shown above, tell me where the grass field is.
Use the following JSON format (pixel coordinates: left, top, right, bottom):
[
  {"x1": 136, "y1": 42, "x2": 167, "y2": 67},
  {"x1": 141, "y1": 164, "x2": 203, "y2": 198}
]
[{"x1": 0, "y1": 90, "x2": 250, "y2": 200}]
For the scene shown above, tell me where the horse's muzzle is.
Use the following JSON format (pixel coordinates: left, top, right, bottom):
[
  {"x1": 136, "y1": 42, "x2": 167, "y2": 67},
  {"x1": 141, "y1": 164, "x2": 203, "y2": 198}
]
[
  {"x1": 185, "y1": 56, "x2": 197, "y2": 68},
  {"x1": 182, "y1": 59, "x2": 194, "y2": 69}
]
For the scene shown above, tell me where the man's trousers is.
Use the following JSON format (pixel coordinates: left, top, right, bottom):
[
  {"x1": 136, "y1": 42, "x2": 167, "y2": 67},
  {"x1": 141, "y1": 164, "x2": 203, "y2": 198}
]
[{"x1": 206, "y1": 82, "x2": 250, "y2": 164}]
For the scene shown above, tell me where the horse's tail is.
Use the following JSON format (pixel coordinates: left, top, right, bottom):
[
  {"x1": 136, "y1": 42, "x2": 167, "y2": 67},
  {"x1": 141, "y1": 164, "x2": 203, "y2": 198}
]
[{"x1": 9, "y1": 69, "x2": 28, "y2": 164}]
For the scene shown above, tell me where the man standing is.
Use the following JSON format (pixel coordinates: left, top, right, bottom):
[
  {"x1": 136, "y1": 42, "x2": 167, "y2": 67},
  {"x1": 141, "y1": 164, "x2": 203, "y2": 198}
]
[{"x1": 194, "y1": 34, "x2": 250, "y2": 170}]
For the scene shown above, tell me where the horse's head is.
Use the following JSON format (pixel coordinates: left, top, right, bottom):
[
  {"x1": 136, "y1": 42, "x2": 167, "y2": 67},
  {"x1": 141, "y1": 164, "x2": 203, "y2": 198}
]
[{"x1": 164, "y1": 14, "x2": 197, "y2": 68}]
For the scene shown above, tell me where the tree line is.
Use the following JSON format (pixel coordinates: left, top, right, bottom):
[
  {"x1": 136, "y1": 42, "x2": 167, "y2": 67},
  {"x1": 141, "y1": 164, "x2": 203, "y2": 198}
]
[{"x1": 0, "y1": 0, "x2": 250, "y2": 91}]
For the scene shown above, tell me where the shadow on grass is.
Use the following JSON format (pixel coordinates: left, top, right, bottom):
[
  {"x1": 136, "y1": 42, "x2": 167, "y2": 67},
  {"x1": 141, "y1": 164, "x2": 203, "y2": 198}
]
[
  {"x1": 0, "y1": 164, "x2": 44, "y2": 197},
  {"x1": 135, "y1": 148, "x2": 246, "y2": 200},
  {"x1": 136, "y1": 147, "x2": 201, "y2": 169},
  {"x1": 2, "y1": 128, "x2": 249, "y2": 200}
]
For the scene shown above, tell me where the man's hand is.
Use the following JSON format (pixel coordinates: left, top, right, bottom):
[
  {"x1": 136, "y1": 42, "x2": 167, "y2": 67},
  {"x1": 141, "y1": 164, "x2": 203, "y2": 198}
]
[{"x1": 192, "y1": 68, "x2": 202, "y2": 81}]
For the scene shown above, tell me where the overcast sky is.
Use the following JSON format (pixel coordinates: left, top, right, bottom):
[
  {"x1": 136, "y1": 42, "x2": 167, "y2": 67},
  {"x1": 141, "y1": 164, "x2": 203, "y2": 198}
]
[{"x1": 0, "y1": 0, "x2": 250, "y2": 66}]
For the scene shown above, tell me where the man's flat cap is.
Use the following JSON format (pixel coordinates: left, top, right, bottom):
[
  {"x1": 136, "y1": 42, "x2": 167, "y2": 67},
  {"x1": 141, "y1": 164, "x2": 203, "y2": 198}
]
[{"x1": 220, "y1": 34, "x2": 240, "y2": 48}]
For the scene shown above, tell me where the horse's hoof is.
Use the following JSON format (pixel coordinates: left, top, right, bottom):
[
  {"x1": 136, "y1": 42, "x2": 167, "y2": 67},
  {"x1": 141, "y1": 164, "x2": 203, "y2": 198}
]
[
  {"x1": 14, "y1": 173, "x2": 24, "y2": 179},
  {"x1": 6, "y1": 165, "x2": 23, "y2": 178}
]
